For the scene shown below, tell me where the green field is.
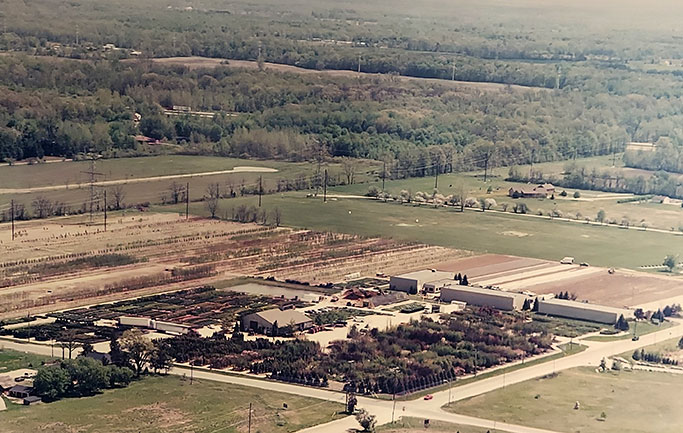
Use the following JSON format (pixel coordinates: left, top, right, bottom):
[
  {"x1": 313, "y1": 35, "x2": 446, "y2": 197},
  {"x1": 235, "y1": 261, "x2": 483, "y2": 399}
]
[
  {"x1": 378, "y1": 417, "x2": 501, "y2": 433},
  {"x1": 0, "y1": 375, "x2": 344, "y2": 433},
  {"x1": 448, "y1": 367, "x2": 683, "y2": 433},
  {"x1": 165, "y1": 190, "x2": 683, "y2": 270},
  {"x1": 331, "y1": 156, "x2": 683, "y2": 233},
  {"x1": 0, "y1": 348, "x2": 49, "y2": 373}
]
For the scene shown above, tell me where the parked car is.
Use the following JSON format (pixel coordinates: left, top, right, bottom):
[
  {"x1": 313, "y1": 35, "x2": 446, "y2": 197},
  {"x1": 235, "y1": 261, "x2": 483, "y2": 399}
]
[{"x1": 423, "y1": 394, "x2": 433, "y2": 400}]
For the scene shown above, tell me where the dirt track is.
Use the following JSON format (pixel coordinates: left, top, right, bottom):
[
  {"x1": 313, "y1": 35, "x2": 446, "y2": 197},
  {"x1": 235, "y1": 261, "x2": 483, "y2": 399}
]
[{"x1": 0, "y1": 166, "x2": 278, "y2": 194}]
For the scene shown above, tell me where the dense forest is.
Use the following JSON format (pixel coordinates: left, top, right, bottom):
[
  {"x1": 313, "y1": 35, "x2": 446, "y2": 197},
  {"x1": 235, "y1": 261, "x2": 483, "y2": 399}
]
[{"x1": 1, "y1": 0, "x2": 683, "y2": 192}]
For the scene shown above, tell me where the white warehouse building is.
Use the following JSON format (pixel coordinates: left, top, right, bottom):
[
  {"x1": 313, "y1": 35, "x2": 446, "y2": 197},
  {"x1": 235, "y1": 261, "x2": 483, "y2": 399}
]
[
  {"x1": 537, "y1": 298, "x2": 628, "y2": 324},
  {"x1": 440, "y1": 286, "x2": 525, "y2": 311},
  {"x1": 390, "y1": 270, "x2": 454, "y2": 293}
]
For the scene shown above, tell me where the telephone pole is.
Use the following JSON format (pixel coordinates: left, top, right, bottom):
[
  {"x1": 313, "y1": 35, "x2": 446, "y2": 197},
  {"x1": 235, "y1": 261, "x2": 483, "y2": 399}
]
[
  {"x1": 451, "y1": 64, "x2": 456, "y2": 81},
  {"x1": 434, "y1": 164, "x2": 439, "y2": 189},
  {"x1": 323, "y1": 169, "x2": 328, "y2": 202},
  {"x1": 248, "y1": 403, "x2": 252, "y2": 433},
  {"x1": 82, "y1": 155, "x2": 103, "y2": 225},
  {"x1": 10, "y1": 199, "x2": 15, "y2": 241},
  {"x1": 357, "y1": 54, "x2": 361, "y2": 73},
  {"x1": 103, "y1": 190, "x2": 107, "y2": 231},
  {"x1": 185, "y1": 182, "x2": 190, "y2": 219}
]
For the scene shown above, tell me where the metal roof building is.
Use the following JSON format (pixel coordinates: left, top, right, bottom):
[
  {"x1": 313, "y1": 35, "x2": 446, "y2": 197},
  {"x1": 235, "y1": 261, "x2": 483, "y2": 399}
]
[
  {"x1": 390, "y1": 270, "x2": 454, "y2": 294},
  {"x1": 241, "y1": 308, "x2": 313, "y2": 335},
  {"x1": 537, "y1": 298, "x2": 629, "y2": 324},
  {"x1": 440, "y1": 285, "x2": 526, "y2": 311}
]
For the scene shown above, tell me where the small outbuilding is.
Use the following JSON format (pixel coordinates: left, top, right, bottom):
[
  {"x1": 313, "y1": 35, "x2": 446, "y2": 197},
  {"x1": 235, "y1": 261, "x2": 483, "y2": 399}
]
[{"x1": 23, "y1": 396, "x2": 41, "y2": 405}]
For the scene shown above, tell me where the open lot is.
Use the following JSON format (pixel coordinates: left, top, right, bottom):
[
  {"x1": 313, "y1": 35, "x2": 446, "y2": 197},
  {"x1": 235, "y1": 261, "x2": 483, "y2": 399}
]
[
  {"x1": 0, "y1": 375, "x2": 344, "y2": 432},
  {"x1": 435, "y1": 254, "x2": 683, "y2": 308},
  {"x1": 449, "y1": 367, "x2": 683, "y2": 433}
]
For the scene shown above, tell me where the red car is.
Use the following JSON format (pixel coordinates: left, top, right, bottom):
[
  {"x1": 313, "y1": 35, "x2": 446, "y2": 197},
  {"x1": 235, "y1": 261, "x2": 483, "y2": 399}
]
[{"x1": 423, "y1": 394, "x2": 433, "y2": 400}]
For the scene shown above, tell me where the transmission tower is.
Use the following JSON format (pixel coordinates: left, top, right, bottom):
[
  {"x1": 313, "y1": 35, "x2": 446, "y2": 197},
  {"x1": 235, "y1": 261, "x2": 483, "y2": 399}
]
[{"x1": 81, "y1": 155, "x2": 103, "y2": 224}]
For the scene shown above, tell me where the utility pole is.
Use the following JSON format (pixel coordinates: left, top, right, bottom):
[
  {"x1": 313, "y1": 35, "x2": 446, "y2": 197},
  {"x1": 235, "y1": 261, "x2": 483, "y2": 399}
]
[
  {"x1": 185, "y1": 182, "x2": 190, "y2": 219},
  {"x1": 103, "y1": 190, "x2": 107, "y2": 231},
  {"x1": 190, "y1": 364, "x2": 193, "y2": 384},
  {"x1": 10, "y1": 199, "x2": 15, "y2": 241},
  {"x1": 323, "y1": 169, "x2": 328, "y2": 202},
  {"x1": 357, "y1": 54, "x2": 361, "y2": 73},
  {"x1": 434, "y1": 164, "x2": 439, "y2": 189},
  {"x1": 75, "y1": 25, "x2": 79, "y2": 45},
  {"x1": 172, "y1": 35, "x2": 176, "y2": 51},
  {"x1": 451, "y1": 64, "x2": 456, "y2": 81},
  {"x1": 258, "y1": 176, "x2": 262, "y2": 207},
  {"x1": 248, "y1": 402, "x2": 252, "y2": 433},
  {"x1": 484, "y1": 156, "x2": 489, "y2": 183},
  {"x1": 82, "y1": 155, "x2": 103, "y2": 225}
]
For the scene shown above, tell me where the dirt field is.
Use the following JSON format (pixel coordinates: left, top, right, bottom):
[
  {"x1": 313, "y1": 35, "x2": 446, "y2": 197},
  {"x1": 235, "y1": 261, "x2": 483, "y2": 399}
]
[
  {"x1": 435, "y1": 254, "x2": 683, "y2": 309},
  {"x1": 0, "y1": 211, "x2": 465, "y2": 319}
]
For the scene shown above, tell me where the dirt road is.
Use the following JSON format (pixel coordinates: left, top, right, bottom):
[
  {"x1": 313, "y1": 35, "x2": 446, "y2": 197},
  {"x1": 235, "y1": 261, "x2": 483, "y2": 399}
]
[{"x1": 0, "y1": 166, "x2": 278, "y2": 194}]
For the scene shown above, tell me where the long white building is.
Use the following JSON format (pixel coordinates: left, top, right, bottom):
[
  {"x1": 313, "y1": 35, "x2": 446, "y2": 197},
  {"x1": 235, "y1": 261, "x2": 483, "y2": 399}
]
[
  {"x1": 537, "y1": 298, "x2": 628, "y2": 324},
  {"x1": 440, "y1": 286, "x2": 526, "y2": 311}
]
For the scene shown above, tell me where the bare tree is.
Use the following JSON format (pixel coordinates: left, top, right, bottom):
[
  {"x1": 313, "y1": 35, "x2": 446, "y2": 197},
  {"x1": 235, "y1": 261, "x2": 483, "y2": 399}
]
[
  {"x1": 59, "y1": 329, "x2": 80, "y2": 359},
  {"x1": 341, "y1": 157, "x2": 357, "y2": 185},
  {"x1": 168, "y1": 181, "x2": 186, "y2": 204},
  {"x1": 205, "y1": 183, "x2": 220, "y2": 218},
  {"x1": 111, "y1": 185, "x2": 126, "y2": 210},
  {"x1": 272, "y1": 207, "x2": 282, "y2": 227},
  {"x1": 32, "y1": 196, "x2": 54, "y2": 219}
]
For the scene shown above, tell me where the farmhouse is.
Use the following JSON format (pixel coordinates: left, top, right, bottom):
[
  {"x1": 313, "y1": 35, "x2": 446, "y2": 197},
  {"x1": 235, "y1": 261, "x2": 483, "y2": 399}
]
[
  {"x1": 390, "y1": 270, "x2": 454, "y2": 294},
  {"x1": 440, "y1": 286, "x2": 525, "y2": 311},
  {"x1": 241, "y1": 308, "x2": 313, "y2": 335},
  {"x1": 537, "y1": 298, "x2": 628, "y2": 324},
  {"x1": 508, "y1": 183, "x2": 555, "y2": 199},
  {"x1": 8, "y1": 385, "x2": 34, "y2": 399}
]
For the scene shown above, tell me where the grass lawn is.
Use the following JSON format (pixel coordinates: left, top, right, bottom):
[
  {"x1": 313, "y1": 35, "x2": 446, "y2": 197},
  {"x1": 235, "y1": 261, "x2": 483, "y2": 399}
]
[
  {"x1": 583, "y1": 320, "x2": 675, "y2": 342},
  {"x1": 447, "y1": 367, "x2": 683, "y2": 433},
  {"x1": 0, "y1": 375, "x2": 344, "y2": 433},
  {"x1": 378, "y1": 417, "x2": 502, "y2": 433},
  {"x1": 617, "y1": 335, "x2": 683, "y2": 360},
  {"x1": 0, "y1": 348, "x2": 50, "y2": 373},
  {"x1": 163, "y1": 192, "x2": 683, "y2": 270}
]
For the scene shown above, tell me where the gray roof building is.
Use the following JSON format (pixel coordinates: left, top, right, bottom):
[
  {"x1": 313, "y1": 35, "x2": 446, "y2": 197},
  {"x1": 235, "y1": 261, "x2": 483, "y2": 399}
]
[
  {"x1": 537, "y1": 298, "x2": 629, "y2": 324},
  {"x1": 242, "y1": 308, "x2": 313, "y2": 335}
]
